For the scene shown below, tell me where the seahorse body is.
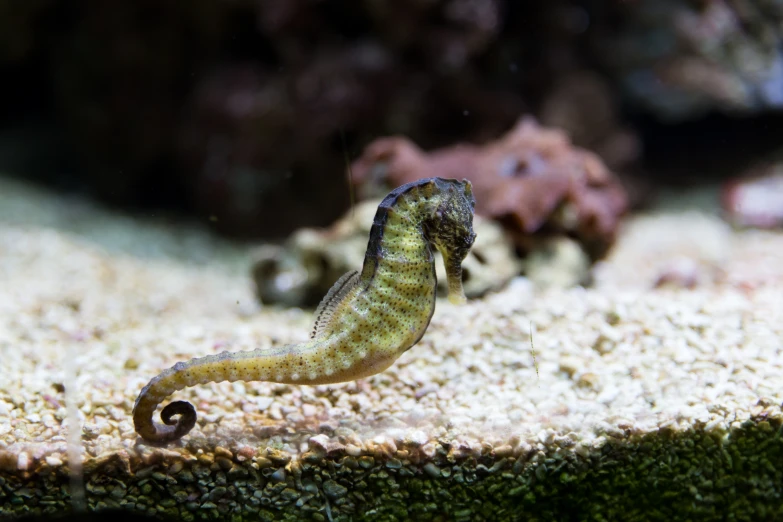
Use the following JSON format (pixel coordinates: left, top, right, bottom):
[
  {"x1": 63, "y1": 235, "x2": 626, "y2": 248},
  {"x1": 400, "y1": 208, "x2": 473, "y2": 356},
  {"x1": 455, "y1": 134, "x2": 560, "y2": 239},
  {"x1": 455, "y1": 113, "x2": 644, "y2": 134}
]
[{"x1": 133, "y1": 177, "x2": 476, "y2": 444}]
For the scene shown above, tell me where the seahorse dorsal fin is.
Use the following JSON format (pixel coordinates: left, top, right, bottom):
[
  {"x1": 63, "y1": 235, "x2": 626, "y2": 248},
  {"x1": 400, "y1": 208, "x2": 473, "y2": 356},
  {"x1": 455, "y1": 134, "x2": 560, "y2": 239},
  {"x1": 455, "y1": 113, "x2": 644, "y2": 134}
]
[{"x1": 311, "y1": 270, "x2": 360, "y2": 339}]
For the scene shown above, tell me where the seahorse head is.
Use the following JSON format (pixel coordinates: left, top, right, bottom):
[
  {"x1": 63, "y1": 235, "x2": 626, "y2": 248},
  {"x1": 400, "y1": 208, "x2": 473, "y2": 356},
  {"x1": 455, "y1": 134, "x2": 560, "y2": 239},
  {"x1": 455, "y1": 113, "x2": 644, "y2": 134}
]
[{"x1": 426, "y1": 178, "x2": 477, "y2": 304}]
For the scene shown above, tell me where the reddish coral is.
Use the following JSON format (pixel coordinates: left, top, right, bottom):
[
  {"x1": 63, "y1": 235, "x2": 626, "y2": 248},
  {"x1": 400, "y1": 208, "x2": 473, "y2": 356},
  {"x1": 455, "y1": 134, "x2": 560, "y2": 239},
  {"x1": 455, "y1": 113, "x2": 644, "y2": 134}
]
[{"x1": 351, "y1": 117, "x2": 628, "y2": 258}]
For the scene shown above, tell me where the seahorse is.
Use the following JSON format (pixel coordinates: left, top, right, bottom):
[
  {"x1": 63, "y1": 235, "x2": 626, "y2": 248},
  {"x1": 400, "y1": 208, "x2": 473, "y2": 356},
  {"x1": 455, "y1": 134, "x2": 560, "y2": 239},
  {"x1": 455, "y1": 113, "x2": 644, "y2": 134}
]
[{"x1": 133, "y1": 177, "x2": 476, "y2": 444}]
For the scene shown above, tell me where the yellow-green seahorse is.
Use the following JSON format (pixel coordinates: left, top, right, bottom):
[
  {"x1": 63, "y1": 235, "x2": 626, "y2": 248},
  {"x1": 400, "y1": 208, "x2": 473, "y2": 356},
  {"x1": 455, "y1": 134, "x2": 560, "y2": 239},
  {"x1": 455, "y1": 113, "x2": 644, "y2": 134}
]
[{"x1": 133, "y1": 177, "x2": 476, "y2": 444}]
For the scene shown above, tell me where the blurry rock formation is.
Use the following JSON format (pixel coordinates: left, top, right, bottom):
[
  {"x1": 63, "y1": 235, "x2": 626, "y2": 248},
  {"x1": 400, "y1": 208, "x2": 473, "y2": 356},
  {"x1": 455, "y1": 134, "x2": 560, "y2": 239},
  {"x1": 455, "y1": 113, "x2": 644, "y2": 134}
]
[
  {"x1": 177, "y1": 43, "x2": 396, "y2": 237},
  {"x1": 524, "y1": 236, "x2": 592, "y2": 289},
  {"x1": 596, "y1": 0, "x2": 783, "y2": 121},
  {"x1": 351, "y1": 117, "x2": 628, "y2": 260},
  {"x1": 252, "y1": 199, "x2": 522, "y2": 308},
  {"x1": 593, "y1": 212, "x2": 732, "y2": 291},
  {"x1": 539, "y1": 71, "x2": 640, "y2": 171},
  {"x1": 722, "y1": 162, "x2": 783, "y2": 229}
]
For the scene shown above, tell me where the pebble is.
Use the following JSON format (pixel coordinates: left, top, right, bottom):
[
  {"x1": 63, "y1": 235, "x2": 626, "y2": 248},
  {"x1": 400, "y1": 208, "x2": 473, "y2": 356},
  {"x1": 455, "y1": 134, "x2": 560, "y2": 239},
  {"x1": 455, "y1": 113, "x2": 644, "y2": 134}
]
[
  {"x1": 17, "y1": 453, "x2": 30, "y2": 471},
  {"x1": 323, "y1": 480, "x2": 347, "y2": 499}
]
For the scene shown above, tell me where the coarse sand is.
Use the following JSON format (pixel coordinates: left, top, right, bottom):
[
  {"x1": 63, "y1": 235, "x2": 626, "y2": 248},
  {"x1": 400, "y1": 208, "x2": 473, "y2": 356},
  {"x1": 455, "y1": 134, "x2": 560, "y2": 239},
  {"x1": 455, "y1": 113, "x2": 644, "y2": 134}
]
[{"x1": 1, "y1": 178, "x2": 782, "y2": 521}]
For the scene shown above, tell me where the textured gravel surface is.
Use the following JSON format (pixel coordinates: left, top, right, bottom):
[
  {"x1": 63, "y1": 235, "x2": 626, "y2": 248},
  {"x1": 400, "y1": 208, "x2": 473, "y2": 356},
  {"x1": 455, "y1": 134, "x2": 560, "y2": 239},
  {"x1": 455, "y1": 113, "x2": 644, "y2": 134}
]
[{"x1": 1, "y1": 177, "x2": 782, "y2": 521}]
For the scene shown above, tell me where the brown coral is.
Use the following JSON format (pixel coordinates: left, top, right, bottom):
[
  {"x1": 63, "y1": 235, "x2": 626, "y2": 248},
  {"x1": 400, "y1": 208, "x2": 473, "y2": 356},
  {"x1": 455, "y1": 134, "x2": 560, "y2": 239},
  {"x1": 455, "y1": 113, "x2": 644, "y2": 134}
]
[{"x1": 351, "y1": 117, "x2": 628, "y2": 259}]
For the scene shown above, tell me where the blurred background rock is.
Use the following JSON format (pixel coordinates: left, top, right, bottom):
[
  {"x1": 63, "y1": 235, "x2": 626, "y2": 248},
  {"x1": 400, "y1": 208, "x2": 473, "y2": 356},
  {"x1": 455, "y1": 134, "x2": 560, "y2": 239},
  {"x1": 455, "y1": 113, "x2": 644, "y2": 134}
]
[{"x1": 1, "y1": 0, "x2": 782, "y2": 239}]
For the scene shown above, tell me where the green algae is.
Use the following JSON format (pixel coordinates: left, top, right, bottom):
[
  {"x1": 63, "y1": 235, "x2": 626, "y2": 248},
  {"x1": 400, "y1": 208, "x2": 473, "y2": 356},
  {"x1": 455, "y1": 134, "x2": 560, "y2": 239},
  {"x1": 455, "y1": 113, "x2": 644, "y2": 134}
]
[{"x1": 1, "y1": 414, "x2": 781, "y2": 521}]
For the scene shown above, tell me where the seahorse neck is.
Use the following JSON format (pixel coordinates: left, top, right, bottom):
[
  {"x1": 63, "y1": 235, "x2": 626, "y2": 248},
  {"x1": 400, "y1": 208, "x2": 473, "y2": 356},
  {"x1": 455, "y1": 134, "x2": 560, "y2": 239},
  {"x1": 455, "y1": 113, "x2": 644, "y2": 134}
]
[{"x1": 359, "y1": 197, "x2": 432, "y2": 283}]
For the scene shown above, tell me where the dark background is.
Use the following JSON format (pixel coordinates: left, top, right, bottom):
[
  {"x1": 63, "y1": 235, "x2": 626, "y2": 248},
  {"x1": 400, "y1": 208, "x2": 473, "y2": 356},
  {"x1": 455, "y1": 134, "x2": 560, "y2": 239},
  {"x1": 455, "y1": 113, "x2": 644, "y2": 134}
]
[{"x1": 2, "y1": 0, "x2": 782, "y2": 239}]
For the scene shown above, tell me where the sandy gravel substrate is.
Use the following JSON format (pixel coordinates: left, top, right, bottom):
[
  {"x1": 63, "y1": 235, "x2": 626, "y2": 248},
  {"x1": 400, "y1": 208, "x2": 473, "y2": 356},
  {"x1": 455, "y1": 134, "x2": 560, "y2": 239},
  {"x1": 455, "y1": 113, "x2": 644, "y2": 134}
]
[{"x1": 1, "y1": 178, "x2": 782, "y2": 521}]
